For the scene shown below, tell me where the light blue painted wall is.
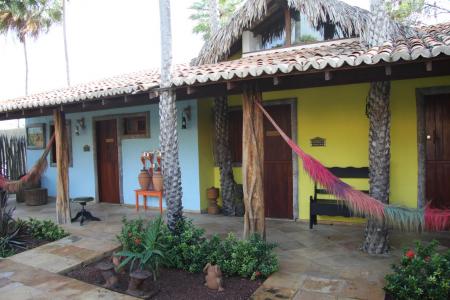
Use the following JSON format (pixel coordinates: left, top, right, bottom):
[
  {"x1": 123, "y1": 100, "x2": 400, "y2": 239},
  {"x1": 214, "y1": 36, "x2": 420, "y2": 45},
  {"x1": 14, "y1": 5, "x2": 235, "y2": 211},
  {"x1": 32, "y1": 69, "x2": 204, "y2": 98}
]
[{"x1": 25, "y1": 100, "x2": 201, "y2": 211}]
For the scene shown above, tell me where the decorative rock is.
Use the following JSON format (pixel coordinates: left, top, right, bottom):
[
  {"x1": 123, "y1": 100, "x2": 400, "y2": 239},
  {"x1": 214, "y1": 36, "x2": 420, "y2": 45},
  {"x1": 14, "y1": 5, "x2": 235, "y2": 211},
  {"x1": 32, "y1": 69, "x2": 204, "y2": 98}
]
[{"x1": 96, "y1": 262, "x2": 118, "y2": 289}]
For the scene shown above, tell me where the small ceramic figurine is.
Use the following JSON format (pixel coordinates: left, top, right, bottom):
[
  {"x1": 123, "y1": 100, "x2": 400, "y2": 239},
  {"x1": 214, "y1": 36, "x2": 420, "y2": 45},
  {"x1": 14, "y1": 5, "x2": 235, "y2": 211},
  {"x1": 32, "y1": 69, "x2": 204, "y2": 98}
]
[{"x1": 203, "y1": 263, "x2": 224, "y2": 292}]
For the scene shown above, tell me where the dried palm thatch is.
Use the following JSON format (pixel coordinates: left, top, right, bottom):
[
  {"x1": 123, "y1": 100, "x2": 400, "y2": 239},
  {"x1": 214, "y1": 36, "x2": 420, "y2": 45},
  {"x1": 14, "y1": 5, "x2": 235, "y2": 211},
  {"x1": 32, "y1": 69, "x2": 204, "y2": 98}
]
[
  {"x1": 192, "y1": 0, "x2": 410, "y2": 66},
  {"x1": 0, "y1": 134, "x2": 26, "y2": 182}
]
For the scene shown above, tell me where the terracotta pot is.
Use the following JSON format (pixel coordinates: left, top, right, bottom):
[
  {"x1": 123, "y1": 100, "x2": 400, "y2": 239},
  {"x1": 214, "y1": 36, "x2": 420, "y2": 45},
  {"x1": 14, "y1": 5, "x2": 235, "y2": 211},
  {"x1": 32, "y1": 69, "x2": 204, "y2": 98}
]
[
  {"x1": 138, "y1": 169, "x2": 151, "y2": 190},
  {"x1": 206, "y1": 187, "x2": 219, "y2": 215},
  {"x1": 207, "y1": 187, "x2": 219, "y2": 200},
  {"x1": 152, "y1": 171, "x2": 163, "y2": 191}
]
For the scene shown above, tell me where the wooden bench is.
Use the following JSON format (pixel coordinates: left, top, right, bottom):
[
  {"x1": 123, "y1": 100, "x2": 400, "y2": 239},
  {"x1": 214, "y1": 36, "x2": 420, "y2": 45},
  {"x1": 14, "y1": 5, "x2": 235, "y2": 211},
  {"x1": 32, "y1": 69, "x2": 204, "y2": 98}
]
[{"x1": 309, "y1": 167, "x2": 369, "y2": 229}]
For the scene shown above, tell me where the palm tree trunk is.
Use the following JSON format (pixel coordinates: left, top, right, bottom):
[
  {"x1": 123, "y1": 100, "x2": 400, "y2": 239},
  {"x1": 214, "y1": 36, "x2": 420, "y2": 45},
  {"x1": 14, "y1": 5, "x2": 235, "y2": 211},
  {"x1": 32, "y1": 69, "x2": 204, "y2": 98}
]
[
  {"x1": 22, "y1": 39, "x2": 29, "y2": 95},
  {"x1": 159, "y1": 0, "x2": 183, "y2": 232},
  {"x1": 214, "y1": 96, "x2": 237, "y2": 216},
  {"x1": 63, "y1": 0, "x2": 70, "y2": 86},
  {"x1": 208, "y1": 0, "x2": 239, "y2": 216},
  {"x1": 362, "y1": 81, "x2": 391, "y2": 254}
]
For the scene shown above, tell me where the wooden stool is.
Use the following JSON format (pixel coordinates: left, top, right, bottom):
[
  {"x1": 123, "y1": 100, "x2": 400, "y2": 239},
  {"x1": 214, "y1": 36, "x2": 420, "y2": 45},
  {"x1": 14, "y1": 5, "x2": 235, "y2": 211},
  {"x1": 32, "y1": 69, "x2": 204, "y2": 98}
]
[
  {"x1": 71, "y1": 197, "x2": 100, "y2": 225},
  {"x1": 134, "y1": 190, "x2": 163, "y2": 214}
]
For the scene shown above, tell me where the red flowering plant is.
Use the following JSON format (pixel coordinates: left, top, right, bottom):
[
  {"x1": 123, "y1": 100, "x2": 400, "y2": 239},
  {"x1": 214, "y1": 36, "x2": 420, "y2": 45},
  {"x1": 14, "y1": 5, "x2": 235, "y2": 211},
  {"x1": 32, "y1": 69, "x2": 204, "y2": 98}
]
[
  {"x1": 114, "y1": 216, "x2": 167, "y2": 280},
  {"x1": 116, "y1": 217, "x2": 145, "y2": 253},
  {"x1": 384, "y1": 240, "x2": 450, "y2": 300}
]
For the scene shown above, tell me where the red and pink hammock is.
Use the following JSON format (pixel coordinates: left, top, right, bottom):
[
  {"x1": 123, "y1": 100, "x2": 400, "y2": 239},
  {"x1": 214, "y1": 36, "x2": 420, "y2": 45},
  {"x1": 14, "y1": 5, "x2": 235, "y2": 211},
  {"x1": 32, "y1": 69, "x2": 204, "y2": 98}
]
[
  {"x1": 255, "y1": 102, "x2": 449, "y2": 232},
  {"x1": 2, "y1": 108, "x2": 449, "y2": 232}
]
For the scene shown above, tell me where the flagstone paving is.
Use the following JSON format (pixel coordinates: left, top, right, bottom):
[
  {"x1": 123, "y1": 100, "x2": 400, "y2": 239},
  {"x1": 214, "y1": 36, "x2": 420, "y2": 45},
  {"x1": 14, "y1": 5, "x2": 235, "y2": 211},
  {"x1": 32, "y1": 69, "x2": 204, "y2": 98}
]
[{"x1": 3, "y1": 198, "x2": 449, "y2": 300}]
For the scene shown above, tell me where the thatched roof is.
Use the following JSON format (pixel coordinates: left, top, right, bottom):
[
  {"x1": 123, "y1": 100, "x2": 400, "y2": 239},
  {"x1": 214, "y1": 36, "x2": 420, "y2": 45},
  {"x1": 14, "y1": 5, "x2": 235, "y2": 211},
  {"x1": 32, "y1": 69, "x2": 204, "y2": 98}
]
[{"x1": 192, "y1": 0, "x2": 408, "y2": 66}]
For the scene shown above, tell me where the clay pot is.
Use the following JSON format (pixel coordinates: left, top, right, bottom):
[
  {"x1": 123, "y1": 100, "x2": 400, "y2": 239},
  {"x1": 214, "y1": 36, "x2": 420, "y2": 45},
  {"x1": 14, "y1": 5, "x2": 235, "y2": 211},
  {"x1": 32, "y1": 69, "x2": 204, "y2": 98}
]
[
  {"x1": 138, "y1": 169, "x2": 151, "y2": 190},
  {"x1": 96, "y1": 262, "x2": 118, "y2": 289},
  {"x1": 206, "y1": 187, "x2": 219, "y2": 215},
  {"x1": 207, "y1": 187, "x2": 219, "y2": 200},
  {"x1": 152, "y1": 171, "x2": 163, "y2": 191},
  {"x1": 127, "y1": 270, "x2": 152, "y2": 297}
]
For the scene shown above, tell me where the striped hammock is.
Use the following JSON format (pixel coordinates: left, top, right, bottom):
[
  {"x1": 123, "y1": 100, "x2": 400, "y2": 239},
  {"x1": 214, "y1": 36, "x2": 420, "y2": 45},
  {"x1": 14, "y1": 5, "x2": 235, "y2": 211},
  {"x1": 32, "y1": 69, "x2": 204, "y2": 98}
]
[
  {"x1": 0, "y1": 134, "x2": 55, "y2": 193},
  {"x1": 255, "y1": 101, "x2": 450, "y2": 232}
]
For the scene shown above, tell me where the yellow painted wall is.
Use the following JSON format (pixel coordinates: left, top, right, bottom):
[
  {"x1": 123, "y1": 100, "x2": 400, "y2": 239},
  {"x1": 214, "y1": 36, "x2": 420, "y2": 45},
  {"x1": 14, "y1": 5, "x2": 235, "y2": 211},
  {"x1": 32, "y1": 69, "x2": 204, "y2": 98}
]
[
  {"x1": 197, "y1": 99, "x2": 215, "y2": 210},
  {"x1": 198, "y1": 76, "x2": 450, "y2": 220}
]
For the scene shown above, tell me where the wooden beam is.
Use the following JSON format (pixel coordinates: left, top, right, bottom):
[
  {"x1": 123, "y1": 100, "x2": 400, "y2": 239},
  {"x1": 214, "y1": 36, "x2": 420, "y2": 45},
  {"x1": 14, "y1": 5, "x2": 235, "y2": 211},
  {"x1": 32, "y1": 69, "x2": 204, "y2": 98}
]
[
  {"x1": 325, "y1": 71, "x2": 332, "y2": 81},
  {"x1": 426, "y1": 61, "x2": 432, "y2": 72},
  {"x1": 284, "y1": 8, "x2": 291, "y2": 47},
  {"x1": 53, "y1": 109, "x2": 71, "y2": 224},
  {"x1": 242, "y1": 83, "x2": 265, "y2": 239}
]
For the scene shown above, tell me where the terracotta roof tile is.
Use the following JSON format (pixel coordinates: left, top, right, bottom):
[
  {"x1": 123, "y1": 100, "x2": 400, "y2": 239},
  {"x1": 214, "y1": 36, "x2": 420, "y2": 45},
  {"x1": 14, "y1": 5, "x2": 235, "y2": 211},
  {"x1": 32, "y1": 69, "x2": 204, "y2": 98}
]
[{"x1": 1, "y1": 22, "x2": 449, "y2": 114}]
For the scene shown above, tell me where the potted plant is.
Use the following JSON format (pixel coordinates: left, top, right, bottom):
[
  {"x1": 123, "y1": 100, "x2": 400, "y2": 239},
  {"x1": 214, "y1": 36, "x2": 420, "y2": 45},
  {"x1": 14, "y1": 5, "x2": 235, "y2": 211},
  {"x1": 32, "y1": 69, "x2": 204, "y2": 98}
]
[{"x1": 115, "y1": 217, "x2": 166, "y2": 278}]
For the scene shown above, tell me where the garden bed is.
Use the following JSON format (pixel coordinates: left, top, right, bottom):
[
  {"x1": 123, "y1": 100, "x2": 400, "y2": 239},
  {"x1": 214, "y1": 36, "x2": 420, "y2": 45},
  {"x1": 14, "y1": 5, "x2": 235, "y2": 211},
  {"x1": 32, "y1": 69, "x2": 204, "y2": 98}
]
[
  {"x1": 0, "y1": 217, "x2": 68, "y2": 258},
  {"x1": 66, "y1": 256, "x2": 262, "y2": 300},
  {"x1": 8, "y1": 232, "x2": 51, "y2": 256}
]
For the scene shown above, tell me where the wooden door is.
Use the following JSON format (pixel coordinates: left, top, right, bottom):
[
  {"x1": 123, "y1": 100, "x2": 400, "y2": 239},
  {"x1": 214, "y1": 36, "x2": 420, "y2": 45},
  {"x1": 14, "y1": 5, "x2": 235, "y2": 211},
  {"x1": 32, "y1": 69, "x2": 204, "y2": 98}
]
[
  {"x1": 263, "y1": 105, "x2": 293, "y2": 218},
  {"x1": 228, "y1": 104, "x2": 294, "y2": 218},
  {"x1": 425, "y1": 94, "x2": 450, "y2": 208},
  {"x1": 96, "y1": 119, "x2": 120, "y2": 204}
]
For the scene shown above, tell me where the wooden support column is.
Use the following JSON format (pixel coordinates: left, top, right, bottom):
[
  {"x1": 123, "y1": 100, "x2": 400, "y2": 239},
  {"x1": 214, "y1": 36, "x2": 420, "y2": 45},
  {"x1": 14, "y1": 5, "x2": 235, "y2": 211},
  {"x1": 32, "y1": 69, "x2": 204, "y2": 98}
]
[
  {"x1": 53, "y1": 109, "x2": 71, "y2": 224},
  {"x1": 242, "y1": 83, "x2": 265, "y2": 239}
]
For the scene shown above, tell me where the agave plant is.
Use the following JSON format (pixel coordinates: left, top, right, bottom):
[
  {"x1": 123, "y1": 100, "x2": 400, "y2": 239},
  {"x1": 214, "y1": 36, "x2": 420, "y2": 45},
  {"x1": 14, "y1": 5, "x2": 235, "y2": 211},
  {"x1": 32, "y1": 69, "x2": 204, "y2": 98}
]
[
  {"x1": 0, "y1": 190, "x2": 25, "y2": 257},
  {"x1": 115, "y1": 216, "x2": 167, "y2": 281}
]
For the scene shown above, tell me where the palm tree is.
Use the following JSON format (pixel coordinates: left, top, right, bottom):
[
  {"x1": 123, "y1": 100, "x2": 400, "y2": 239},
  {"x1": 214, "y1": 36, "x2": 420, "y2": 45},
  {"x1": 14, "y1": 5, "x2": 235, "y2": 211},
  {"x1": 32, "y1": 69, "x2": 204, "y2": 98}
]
[
  {"x1": 361, "y1": 0, "x2": 393, "y2": 255},
  {"x1": 62, "y1": 0, "x2": 70, "y2": 86},
  {"x1": 0, "y1": 0, "x2": 62, "y2": 95},
  {"x1": 208, "y1": 0, "x2": 240, "y2": 216},
  {"x1": 158, "y1": 0, "x2": 183, "y2": 231},
  {"x1": 190, "y1": 0, "x2": 242, "y2": 41}
]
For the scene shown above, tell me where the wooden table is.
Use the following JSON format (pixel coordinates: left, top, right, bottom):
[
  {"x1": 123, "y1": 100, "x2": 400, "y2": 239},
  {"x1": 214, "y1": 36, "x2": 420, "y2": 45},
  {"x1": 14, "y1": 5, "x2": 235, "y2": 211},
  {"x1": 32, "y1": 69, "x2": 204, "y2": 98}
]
[{"x1": 134, "y1": 189, "x2": 163, "y2": 214}]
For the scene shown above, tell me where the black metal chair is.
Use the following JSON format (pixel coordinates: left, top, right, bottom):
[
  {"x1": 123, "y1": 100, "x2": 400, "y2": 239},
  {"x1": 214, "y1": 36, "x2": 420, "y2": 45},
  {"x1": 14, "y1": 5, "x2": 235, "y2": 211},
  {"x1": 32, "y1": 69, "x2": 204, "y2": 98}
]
[{"x1": 71, "y1": 197, "x2": 100, "y2": 225}]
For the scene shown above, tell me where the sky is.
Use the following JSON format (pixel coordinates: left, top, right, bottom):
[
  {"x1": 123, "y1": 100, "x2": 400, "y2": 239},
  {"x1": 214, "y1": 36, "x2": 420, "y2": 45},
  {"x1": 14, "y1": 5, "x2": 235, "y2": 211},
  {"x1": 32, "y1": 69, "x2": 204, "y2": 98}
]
[{"x1": 0, "y1": 0, "x2": 449, "y2": 129}]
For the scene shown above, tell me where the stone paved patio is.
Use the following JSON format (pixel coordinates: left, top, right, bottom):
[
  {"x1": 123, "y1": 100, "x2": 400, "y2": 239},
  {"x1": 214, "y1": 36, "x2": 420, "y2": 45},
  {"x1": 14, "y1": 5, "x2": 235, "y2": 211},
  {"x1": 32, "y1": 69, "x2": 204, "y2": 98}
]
[{"x1": 2, "y1": 198, "x2": 449, "y2": 300}]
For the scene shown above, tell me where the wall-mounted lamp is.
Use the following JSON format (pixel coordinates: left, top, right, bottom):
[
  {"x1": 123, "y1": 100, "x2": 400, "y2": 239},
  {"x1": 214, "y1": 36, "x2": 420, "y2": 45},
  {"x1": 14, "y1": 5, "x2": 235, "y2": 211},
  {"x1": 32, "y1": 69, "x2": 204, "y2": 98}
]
[
  {"x1": 75, "y1": 118, "x2": 86, "y2": 135},
  {"x1": 181, "y1": 106, "x2": 191, "y2": 129}
]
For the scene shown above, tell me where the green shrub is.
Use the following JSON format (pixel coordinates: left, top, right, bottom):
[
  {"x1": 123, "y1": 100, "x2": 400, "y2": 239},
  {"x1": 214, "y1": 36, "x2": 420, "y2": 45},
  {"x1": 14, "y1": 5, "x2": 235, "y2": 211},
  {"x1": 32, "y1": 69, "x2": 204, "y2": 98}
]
[
  {"x1": 384, "y1": 240, "x2": 450, "y2": 300},
  {"x1": 159, "y1": 219, "x2": 279, "y2": 279},
  {"x1": 162, "y1": 219, "x2": 209, "y2": 273},
  {"x1": 24, "y1": 218, "x2": 68, "y2": 241},
  {"x1": 0, "y1": 191, "x2": 25, "y2": 257}
]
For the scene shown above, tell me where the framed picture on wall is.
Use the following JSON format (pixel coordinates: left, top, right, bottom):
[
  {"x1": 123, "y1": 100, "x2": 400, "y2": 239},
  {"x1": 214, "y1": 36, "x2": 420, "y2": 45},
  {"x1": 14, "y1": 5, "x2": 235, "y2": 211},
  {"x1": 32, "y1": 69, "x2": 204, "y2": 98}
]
[{"x1": 26, "y1": 124, "x2": 46, "y2": 149}]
